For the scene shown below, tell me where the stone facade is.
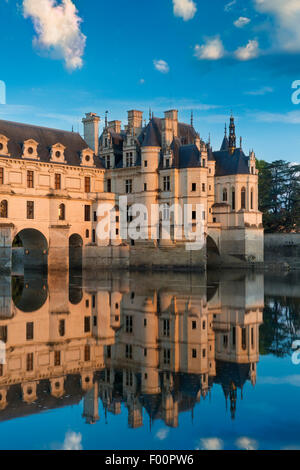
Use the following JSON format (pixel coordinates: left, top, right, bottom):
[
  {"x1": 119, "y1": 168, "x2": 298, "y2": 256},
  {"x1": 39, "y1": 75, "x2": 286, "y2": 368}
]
[{"x1": 0, "y1": 110, "x2": 263, "y2": 273}]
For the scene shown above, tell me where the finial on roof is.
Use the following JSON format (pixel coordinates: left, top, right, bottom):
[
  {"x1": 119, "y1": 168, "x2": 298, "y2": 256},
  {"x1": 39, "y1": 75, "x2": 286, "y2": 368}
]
[
  {"x1": 149, "y1": 108, "x2": 151, "y2": 121},
  {"x1": 224, "y1": 123, "x2": 227, "y2": 137},
  {"x1": 105, "y1": 111, "x2": 108, "y2": 128},
  {"x1": 191, "y1": 110, "x2": 194, "y2": 127},
  {"x1": 208, "y1": 133, "x2": 211, "y2": 145},
  {"x1": 240, "y1": 136, "x2": 242, "y2": 149}
]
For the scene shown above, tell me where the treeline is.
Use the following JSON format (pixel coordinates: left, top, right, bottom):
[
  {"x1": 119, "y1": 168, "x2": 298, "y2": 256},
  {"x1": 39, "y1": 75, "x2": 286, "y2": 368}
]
[{"x1": 257, "y1": 160, "x2": 300, "y2": 233}]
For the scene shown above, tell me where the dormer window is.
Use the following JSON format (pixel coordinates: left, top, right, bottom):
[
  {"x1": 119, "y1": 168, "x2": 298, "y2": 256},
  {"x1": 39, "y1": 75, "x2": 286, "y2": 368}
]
[
  {"x1": 0, "y1": 135, "x2": 10, "y2": 156},
  {"x1": 23, "y1": 139, "x2": 39, "y2": 160},
  {"x1": 80, "y1": 148, "x2": 95, "y2": 167},
  {"x1": 50, "y1": 143, "x2": 66, "y2": 163}
]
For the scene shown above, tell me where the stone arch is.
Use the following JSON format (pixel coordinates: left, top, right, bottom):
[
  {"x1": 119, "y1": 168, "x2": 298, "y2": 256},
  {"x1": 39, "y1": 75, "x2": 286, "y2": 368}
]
[
  {"x1": 206, "y1": 234, "x2": 221, "y2": 267},
  {"x1": 69, "y1": 233, "x2": 83, "y2": 271},
  {"x1": 12, "y1": 228, "x2": 48, "y2": 272}
]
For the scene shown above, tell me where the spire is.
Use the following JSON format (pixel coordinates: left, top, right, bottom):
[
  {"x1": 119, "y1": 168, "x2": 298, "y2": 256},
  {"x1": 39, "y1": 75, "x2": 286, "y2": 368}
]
[
  {"x1": 228, "y1": 114, "x2": 236, "y2": 155},
  {"x1": 149, "y1": 108, "x2": 152, "y2": 121},
  {"x1": 240, "y1": 136, "x2": 242, "y2": 149},
  {"x1": 191, "y1": 110, "x2": 194, "y2": 127},
  {"x1": 224, "y1": 123, "x2": 227, "y2": 137},
  {"x1": 105, "y1": 111, "x2": 108, "y2": 128}
]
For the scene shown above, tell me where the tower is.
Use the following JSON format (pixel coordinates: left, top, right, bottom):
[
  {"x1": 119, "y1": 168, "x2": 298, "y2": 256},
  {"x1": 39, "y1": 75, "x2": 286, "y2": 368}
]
[{"x1": 228, "y1": 115, "x2": 236, "y2": 155}]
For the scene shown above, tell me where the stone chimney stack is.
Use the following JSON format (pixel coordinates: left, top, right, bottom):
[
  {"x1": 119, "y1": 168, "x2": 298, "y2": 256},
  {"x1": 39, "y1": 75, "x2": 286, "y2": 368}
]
[
  {"x1": 162, "y1": 109, "x2": 178, "y2": 148},
  {"x1": 127, "y1": 110, "x2": 143, "y2": 134},
  {"x1": 82, "y1": 112, "x2": 100, "y2": 155},
  {"x1": 108, "y1": 120, "x2": 121, "y2": 133}
]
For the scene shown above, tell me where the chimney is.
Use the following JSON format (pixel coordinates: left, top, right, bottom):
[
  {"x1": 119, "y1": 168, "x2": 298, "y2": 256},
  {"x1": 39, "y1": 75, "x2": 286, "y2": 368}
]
[
  {"x1": 108, "y1": 120, "x2": 121, "y2": 134},
  {"x1": 164, "y1": 110, "x2": 178, "y2": 138},
  {"x1": 82, "y1": 112, "x2": 100, "y2": 155},
  {"x1": 127, "y1": 110, "x2": 143, "y2": 133}
]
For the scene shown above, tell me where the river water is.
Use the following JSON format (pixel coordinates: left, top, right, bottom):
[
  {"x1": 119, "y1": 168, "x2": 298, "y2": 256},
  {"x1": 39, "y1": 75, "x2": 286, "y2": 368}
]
[{"x1": 0, "y1": 269, "x2": 299, "y2": 450}]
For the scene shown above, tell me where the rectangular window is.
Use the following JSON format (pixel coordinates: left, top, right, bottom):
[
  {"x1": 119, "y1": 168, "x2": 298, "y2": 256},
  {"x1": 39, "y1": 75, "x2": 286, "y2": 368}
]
[
  {"x1": 192, "y1": 183, "x2": 196, "y2": 192},
  {"x1": 166, "y1": 159, "x2": 170, "y2": 168},
  {"x1": 192, "y1": 349, "x2": 197, "y2": 358},
  {"x1": 55, "y1": 173, "x2": 61, "y2": 190},
  {"x1": 223, "y1": 335, "x2": 228, "y2": 348},
  {"x1": 192, "y1": 211, "x2": 196, "y2": 220},
  {"x1": 54, "y1": 350, "x2": 61, "y2": 366},
  {"x1": 27, "y1": 201, "x2": 34, "y2": 219},
  {"x1": 107, "y1": 179, "x2": 112, "y2": 192},
  {"x1": 0, "y1": 168, "x2": 3, "y2": 185},
  {"x1": 192, "y1": 321, "x2": 197, "y2": 330},
  {"x1": 163, "y1": 319, "x2": 170, "y2": 337},
  {"x1": 84, "y1": 205, "x2": 91, "y2": 221},
  {"x1": 84, "y1": 316, "x2": 91, "y2": 333},
  {"x1": 242, "y1": 327, "x2": 247, "y2": 350},
  {"x1": 163, "y1": 348, "x2": 171, "y2": 365},
  {"x1": 85, "y1": 177, "x2": 91, "y2": 193},
  {"x1": 107, "y1": 345, "x2": 111, "y2": 359},
  {"x1": 26, "y1": 322, "x2": 34, "y2": 341},
  {"x1": 126, "y1": 315, "x2": 133, "y2": 333},
  {"x1": 144, "y1": 160, "x2": 148, "y2": 167},
  {"x1": 126, "y1": 179, "x2": 133, "y2": 194},
  {"x1": 202, "y1": 349, "x2": 206, "y2": 358},
  {"x1": 84, "y1": 345, "x2": 91, "y2": 361},
  {"x1": 202, "y1": 183, "x2": 206, "y2": 192},
  {"x1": 106, "y1": 156, "x2": 111, "y2": 169},
  {"x1": 26, "y1": 353, "x2": 34, "y2": 371},
  {"x1": 144, "y1": 183, "x2": 147, "y2": 191},
  {"x1": 59, "y1": 319, "x2": 65, "y2": 337},
  {"x1": 163, "y1": 176, "x2": 170, "y2": 192},
  {"x1": 27, "y1": 170, "x2": 34, "y2": 188}
]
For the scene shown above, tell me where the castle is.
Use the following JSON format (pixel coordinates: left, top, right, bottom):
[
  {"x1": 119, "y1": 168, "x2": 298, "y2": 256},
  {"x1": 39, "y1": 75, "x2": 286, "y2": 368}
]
[{"x1": 0, "y1": 109, "x2": 263, "y2": 273}]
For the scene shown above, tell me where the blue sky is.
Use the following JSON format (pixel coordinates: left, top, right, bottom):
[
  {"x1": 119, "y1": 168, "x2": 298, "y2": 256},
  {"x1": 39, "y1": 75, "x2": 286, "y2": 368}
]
[{"x1": 1, "y1": 0, "x2": 300, "y2": 162}]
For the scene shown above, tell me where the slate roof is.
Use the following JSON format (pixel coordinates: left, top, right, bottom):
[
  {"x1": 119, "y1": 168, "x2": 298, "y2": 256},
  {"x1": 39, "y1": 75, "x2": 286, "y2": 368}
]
[
  {"x1": 213, "y1": 147, "x2": 250, "y2": 177},
  {"x1": 0, "y1": 119, "x2": 104, "y2": 169}
]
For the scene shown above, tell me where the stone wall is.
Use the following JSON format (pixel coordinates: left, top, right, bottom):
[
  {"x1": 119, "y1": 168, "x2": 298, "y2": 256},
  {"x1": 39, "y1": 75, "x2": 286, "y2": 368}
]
[{"x1": 265, "y1": 233, "x2": 300, "y2": 270}]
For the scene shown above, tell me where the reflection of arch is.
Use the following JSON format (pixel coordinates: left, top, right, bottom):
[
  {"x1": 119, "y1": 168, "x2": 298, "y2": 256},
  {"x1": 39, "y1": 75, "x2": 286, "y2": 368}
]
[
  {"x1": 69, "y1": 234, "x2": 83, "y2": 271},
  {"x1": 69, "y1": 275, "x2": 83, "y2": 304},
  {"x1": 12, "y1": 276, "x2": 48, "y2": 312},
  {"x1": 12, "y1": 229, "x2": 48, "y2": 272}
]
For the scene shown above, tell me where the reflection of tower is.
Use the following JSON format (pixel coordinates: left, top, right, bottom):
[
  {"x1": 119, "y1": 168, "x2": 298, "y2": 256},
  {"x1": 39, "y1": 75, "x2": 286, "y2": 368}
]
[
  {"x1": 229, "y1": 382, "x2": 237, "y2": 420},
  {"x1": 128, "y1": 397, "x2": 143, "y2": 429},
  {"x1": 83, "y1": 383, "x2": 99, "y2": 424}
]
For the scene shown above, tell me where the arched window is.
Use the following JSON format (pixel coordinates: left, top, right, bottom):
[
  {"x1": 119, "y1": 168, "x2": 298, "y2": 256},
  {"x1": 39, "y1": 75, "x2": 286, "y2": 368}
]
[
  {"x1": 250, "y1": 188, "x2": 254, "y2": 210},
  {"x1": 58, "y1": 203, "x2": 65, "y2": 221},
  {"x1": 0, "y1": 200, "x2": 8, "y2": 218},
  {"x1": 223, "y1": 188, "x2": 228, "y2": 202},
  {"x1": 241, "y1": 187, "x2": 246, "y2": 210},
  {"x1": 232, "y1": 188, "x2": 236, "y2": 211}
]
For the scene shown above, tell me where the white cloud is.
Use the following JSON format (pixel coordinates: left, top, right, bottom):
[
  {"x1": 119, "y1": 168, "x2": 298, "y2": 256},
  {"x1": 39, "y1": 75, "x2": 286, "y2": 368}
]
[
  {"x1": 194, "y1": 37, "x2": 225, "y2": 60},
  {"x1": 196, "y1": 438, "x2": 224, "y2": 451},
  {"x1": 139, "y1": 78, "x2": 145, "y2": 84},
  {"x1": 153, "y1": 59, "x2": 170, "y2": 74},
  {"x1": 235, "y1": 40, "x2": 259, "y2": 60},
  {"x1": 155, "y1": 428, "x2": 169, "y2": 440},
  {"x1": 245, "y1": 86, "x2": 274, "y2": 95},
  {"x1": 255, "y1": 0, "x2": 300, "y2": 52},
  {"x1": 236, "y1": 437, "x2": 259, "y2": 451},
  {"x1": 22, "y1": 0, "x2": 86, "y2": 71},
  {"x1": 63, "y1": 432, "x2": 83, "y2": 450},
  {"x1": 258, "y1": 374, "x2": 300, "y2": 385},
  {"x1": 234, "y1": 17, "x2": 251, "y2": 28},
  {"x1": 172, "y1": 0, "x2": 197, "y2": 21}
]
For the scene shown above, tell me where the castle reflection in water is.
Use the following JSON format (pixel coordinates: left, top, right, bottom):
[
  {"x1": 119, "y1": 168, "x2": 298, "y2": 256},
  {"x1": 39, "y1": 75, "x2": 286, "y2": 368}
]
[{"x1": 0, "y1": 270, "x2": 264, "y2": 428}]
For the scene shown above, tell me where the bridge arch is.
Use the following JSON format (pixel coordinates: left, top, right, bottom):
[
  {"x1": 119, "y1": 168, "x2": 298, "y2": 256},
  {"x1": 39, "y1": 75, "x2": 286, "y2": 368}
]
[
  {"x1": 12, "y1": 228, "x2": 48, "y2": 272},
  {"x1": 206, "y1": 234, "x2": 221, "y2": 267}
]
